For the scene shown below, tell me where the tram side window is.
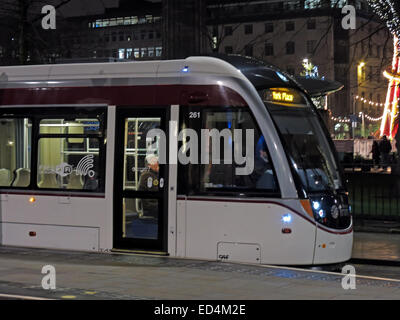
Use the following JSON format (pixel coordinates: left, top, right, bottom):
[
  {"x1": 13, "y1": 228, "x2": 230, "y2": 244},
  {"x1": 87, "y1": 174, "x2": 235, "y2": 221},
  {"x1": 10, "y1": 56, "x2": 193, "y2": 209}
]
[
  {"x1": 0, "y1": 118, "x2": 32, "y2": 188},
  {"x1": 37, "y1": 118, "x2": 102, "y2": 191},
  {"x1": 180, "y1": 108, "x2": 279, "y2": 195}
]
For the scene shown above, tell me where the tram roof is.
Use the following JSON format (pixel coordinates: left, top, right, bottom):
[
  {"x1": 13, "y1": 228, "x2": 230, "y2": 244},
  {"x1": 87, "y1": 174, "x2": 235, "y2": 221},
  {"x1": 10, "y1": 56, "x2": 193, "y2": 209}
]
[{"x1": 0, "y1": 55, "x2": 342, "y2": 97}]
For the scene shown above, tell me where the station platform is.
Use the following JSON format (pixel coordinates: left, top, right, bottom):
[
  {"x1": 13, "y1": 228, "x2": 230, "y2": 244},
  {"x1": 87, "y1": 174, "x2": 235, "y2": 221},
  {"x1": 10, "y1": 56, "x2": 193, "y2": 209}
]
[{"x1": 0, "y1": 231, "x2": 399, "y2": 300}]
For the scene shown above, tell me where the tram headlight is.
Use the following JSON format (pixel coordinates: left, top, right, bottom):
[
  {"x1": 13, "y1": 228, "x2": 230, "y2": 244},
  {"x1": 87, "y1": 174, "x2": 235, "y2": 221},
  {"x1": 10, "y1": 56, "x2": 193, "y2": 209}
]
[
  {"x1": 282, "y1": 214, "x2": 292, "y2": 223},
  {"x1": 331, "y1": 205, "x2": 339, "y2": 219},
  {"x1": 312, "y1": 201, "x2": 321, "y2": 210},
  {"x1": 318, "y1": 209, "x2": 325, "y2": 218}
]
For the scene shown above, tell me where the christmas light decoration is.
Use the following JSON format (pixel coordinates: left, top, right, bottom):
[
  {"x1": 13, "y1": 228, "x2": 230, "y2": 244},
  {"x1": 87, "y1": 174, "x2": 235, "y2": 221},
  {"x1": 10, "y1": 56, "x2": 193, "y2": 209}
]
[
  {"x1": 366, "y1": 0, "x2": 400, "y2": 138},
  {"x1": 354, "y1": 95, "x2": 385, "y2": 107}
]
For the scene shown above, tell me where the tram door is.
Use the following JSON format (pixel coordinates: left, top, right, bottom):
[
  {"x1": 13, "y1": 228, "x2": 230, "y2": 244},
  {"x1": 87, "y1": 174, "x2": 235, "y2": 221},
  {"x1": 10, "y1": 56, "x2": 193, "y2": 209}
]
[{"x1": 113, "y1": 108, "x2": 169, "y2": 252}]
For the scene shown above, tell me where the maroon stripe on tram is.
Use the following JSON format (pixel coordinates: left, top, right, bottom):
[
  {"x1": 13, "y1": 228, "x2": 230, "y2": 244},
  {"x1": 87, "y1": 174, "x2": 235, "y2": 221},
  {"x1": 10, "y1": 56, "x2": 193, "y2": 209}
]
[{"x1": 0, "y1": 85, "x2": 247, "y2": 107}]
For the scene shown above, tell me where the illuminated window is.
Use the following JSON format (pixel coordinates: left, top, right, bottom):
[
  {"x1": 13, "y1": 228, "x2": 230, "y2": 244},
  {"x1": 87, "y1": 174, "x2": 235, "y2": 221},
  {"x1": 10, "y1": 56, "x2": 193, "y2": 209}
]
[
  {"x1": 148, "y1": 47, "x2": 155, "y2": 57},
  {"x1": 0, "y1": 118, "x2": 32, "y2": 188},
  {"x1": 37, "y1": 115, "x2": 104, "y2": 192},
  {"x1": 126, "y1": 48, "x2": 133, "y2": 59},
  {"x1": 119, "y1": 48, "x2": 125, "y2": 59}
]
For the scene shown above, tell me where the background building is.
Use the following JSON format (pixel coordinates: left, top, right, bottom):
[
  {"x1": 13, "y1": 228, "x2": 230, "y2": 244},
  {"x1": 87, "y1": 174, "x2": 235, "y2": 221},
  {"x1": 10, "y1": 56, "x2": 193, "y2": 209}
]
[
  {"x1": 205, "y1": 0, "x2": 393, "y2": 138},
  {"x1": 0, "y1": 0, "x2": 392, "y2": 137},
  {"x1": 60, "y1": 0, "x2": 163, "y2": 61}
]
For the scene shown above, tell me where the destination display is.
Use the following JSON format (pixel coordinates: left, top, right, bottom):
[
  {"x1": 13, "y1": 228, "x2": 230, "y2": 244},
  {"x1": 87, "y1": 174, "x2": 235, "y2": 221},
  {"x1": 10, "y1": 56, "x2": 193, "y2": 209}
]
[{"x1": 262, "y1": 88, "x2": 307, "y2": 105}]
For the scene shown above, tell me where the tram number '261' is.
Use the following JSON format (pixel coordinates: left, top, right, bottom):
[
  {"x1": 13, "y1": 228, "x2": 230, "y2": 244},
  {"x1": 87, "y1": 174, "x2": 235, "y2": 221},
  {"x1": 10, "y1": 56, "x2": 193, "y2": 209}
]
[{"x1": 189, "y1": 112, "x2": 201, "y2": 119}]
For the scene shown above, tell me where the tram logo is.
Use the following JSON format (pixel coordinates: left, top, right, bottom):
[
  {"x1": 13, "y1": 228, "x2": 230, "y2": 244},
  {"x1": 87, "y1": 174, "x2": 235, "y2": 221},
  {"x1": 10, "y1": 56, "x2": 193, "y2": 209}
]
[
  {"x1": 55, "y1": 162, "x2": 73, "y2": 177},
  {"x1": 76, "y1": 155, "x2": 95, "y2": 178}
]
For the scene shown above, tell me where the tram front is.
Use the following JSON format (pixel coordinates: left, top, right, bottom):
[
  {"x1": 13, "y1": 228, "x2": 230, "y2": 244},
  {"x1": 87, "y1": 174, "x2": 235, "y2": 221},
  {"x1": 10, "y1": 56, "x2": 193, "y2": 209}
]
[{"x1": 224, "y1": 55, "x2": 352, "y2": 264}]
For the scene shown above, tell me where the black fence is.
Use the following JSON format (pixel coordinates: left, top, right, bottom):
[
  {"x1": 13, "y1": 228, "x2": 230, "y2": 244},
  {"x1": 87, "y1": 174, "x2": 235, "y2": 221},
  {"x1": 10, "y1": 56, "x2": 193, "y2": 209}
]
[{"x1": 343, "y1": 160, "x2": 400, "y2": 221}]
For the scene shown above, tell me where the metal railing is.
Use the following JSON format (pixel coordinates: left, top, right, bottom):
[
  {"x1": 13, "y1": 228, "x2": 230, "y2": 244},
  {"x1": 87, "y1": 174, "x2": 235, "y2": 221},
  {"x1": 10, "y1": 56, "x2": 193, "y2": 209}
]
[{"x1": 343, "y1": 160, "x2": 400, "y2": 221}]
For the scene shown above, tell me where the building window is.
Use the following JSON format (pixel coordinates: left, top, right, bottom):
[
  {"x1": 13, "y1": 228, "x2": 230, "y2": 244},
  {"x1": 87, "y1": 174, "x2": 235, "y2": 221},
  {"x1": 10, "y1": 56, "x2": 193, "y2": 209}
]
[
  {"x1": 244, "y1": 45, "x2": 253, "y2": 57},
  {"x1": 141, "y1": 48, "x2": 148, "y2": 58},
  {"x1": 134, "y1": 48, "x2": 140, "y2": 59},
  {"x1": 225, "y1": 46, "x2": 233, "y2": 54},
  {"x1": 244, "y1": 24, "x2": 253, "y2": 35},
  {"x1": 119, "y1": 32, "x2": 124, "y2": 41},
  {"x1": 155, "y1": 47, "x2": 162, "y2": 57},
  {"x1": 126, "y1": 48, "x2": 133, "y2": 59},
  {"x1": 148, "y1": 47, "x2": 155, "y2": 57},
  {"x1": 112, "y1": 33, "x2": 116, "y2": 42},
  {"x1": 118, "y1": 48, "x2": 125, "y2": 59},
  {"x1": 265, "y1": 23, "x2": 273, "y2": 33},
  {"x1": 307, "y1": 19, "x2": 316, "y2": 29},
  {"x1": 307, "y1": 40, "x2": 316, "y2": 54},
  {"x1": 286, "y1": 21, "x2": 295, "y2": 31},
  {"x1": 141, "y1": 30, "x2": 146, "y2": 40},
  {"x1": 286, "y1": 41, "x2": 295, "y2": 54},
  {"x1": 225, "y1": 26, "x2": 233, "y2": 36},
  {"x1": 265, "y1": 43, "x2": 274, "y2": 56}
]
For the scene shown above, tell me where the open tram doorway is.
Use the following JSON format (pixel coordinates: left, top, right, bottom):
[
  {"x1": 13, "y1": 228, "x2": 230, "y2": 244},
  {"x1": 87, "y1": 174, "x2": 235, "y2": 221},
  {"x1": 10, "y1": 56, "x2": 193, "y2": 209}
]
[{"x1": 113, "y1": 108, "x2": 169, "y2": 252}]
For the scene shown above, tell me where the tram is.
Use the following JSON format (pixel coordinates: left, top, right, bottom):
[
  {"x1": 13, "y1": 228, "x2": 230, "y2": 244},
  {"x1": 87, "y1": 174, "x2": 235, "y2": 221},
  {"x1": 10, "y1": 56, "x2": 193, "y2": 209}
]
[{"x1": 0, "y1": 55, "x2": 352, "y2": 265}]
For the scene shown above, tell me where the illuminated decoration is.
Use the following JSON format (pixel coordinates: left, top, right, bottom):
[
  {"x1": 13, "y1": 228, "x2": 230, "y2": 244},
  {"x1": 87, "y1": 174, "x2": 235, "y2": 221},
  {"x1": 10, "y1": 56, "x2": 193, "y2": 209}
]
[
  {"x1": 354, "y1": 95, "x2": 385, "y2": 107},
  {"x1": 366, "y1": 0, "x2": 400, "y2": 138},
  {"x1": 301, "y1": 58, "x2": 322, "y2": 79},
  {"x1": 331, "y1": 111, "x2": 388, "y2": 123}
]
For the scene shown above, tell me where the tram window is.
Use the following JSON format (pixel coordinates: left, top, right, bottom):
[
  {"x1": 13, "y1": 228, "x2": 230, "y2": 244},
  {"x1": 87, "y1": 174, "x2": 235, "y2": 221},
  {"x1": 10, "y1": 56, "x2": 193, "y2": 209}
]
[
  {"x1": 180, "y1": 108, "x2": 279, "y2": 195},
  {"x1": 37, "y1": 138, "x2": 100, "y2": 190},
  {"x1": 123, "y1": 117, "x2": 161, "y2": 192},
  {"x1": 0, "y1": 118, "x2": 32, "y2": 188},
  {"x1": 39, "y1": 118, "x2": 100, "y2": 135}
]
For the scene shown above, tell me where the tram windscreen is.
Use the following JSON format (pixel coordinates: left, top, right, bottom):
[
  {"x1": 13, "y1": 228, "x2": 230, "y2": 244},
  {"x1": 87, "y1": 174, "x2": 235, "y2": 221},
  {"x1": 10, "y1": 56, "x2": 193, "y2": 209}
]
[{"x1": 262, "y1": 89, "x2": 343, "y2": 193}]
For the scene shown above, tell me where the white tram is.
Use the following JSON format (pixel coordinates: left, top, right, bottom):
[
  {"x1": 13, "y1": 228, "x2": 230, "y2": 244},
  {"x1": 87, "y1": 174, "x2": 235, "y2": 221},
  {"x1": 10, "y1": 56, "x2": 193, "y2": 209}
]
[{"x1": 0, "y1": 56, "x2": 352, "y2": 265}]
